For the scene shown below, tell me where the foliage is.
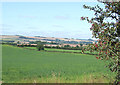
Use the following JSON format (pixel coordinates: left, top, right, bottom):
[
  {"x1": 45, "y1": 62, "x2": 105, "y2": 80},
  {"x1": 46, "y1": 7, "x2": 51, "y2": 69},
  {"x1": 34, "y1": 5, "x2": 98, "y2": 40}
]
[
  {"x1": 17, "y1": 41, "x2": 20, "y2": 44},
  {"x1": 36, "y1": 41, "x2": 44, "y2": 51},
  {"x1": 64, "y1": 45, "x2": 71, "y2": 48},
  {"x1": 76, "y1": 45, "x2": 79, "y2": 48},
  {"x1": 81, "y1": 1, "x2": 120, "y2": 83},
  {"x1": 80, "y1": 43, "x2": 83, "y2": 47},
  {"x1": 2, "y1": 42, "x2": 17, "y2": 46}
]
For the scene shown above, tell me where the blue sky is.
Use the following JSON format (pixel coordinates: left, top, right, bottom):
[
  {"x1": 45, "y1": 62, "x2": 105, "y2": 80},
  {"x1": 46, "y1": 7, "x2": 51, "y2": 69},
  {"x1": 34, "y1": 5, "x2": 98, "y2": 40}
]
[{"x1": 1, "y1": 2, "x2": 104, "y2": 39}]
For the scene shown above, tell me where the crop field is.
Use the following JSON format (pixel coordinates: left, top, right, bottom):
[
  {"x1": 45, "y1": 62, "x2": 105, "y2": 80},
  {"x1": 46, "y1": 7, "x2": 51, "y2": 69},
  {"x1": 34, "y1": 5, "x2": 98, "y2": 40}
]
[
  {"x1": 2, "y1": 45, "x2": 115, "y2": 83},
  {"x1": 24, "y1": 47, "x2": 96, "y2": 54},
  {"x1": 24, "y1": 47, "x2": 82, "y2": 52}
]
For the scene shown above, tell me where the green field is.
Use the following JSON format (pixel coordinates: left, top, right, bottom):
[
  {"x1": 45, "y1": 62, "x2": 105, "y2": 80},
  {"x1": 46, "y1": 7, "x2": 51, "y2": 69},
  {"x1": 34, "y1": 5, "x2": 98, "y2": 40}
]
[
  {"x1": 25, "y1": 47, "x2": 82, "y2": 52},
  {"x1": 24, "y1": 47, "x2": 97, "y2": 54},
  {"x1": 2, "y1": 45, "x2": 115, "y2": 83}
]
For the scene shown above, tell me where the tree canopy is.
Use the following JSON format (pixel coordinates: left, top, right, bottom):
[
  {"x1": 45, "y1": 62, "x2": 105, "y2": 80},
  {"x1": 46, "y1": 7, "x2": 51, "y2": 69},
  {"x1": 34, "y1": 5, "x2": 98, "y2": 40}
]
[{"x1": 81, "y1": 0, "x2": 120, "y2": 84}]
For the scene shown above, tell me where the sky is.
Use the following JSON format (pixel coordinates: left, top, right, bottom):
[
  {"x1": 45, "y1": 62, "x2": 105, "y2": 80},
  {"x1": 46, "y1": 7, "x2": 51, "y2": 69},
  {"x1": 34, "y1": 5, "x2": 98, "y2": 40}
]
[{"x1": 1, "y1": 1, "x2": 104, "y2": 39}]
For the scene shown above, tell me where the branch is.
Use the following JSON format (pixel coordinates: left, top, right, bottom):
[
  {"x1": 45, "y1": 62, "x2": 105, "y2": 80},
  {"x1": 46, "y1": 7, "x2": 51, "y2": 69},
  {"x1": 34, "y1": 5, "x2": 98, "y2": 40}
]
[{"x1": 108, "y1": 48, "x2": 119, "y2": 58}]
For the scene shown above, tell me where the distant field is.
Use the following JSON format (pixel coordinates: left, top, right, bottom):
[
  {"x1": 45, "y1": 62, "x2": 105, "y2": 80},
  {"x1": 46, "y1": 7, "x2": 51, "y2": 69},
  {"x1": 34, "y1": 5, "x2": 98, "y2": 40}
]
[
  {"x1": 25, "y1": 47, "x2": 82, "y2": 52},
  {"x1": 24, "y1": 47, "x2": 97, "y2": 54},
  {"x1": 2, "y1": 45, "x2": 115, "y2": 83}
]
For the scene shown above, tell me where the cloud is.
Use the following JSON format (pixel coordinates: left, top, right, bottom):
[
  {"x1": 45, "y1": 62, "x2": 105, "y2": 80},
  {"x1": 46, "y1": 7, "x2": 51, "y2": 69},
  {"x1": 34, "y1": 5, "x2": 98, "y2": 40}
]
[
  {"x1": 52, "y1": 24, "x2": 64, "y2": 28},
  {"x1": 54, "y1": 15, "x2": 69, "y2": 20}
]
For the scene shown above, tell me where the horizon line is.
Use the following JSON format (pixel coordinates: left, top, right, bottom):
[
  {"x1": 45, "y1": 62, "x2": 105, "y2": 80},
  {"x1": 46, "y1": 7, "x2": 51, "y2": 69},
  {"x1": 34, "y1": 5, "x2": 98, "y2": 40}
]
[{"x1": 0, "y1": 34, "x2": 97, "y2": 40}]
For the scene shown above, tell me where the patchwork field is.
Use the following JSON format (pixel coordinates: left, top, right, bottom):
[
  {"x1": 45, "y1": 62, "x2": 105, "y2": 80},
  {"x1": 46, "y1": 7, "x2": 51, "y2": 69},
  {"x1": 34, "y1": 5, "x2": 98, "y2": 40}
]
[{"x1": 2, "y1": 45, "x2": 115, "y2": 83}]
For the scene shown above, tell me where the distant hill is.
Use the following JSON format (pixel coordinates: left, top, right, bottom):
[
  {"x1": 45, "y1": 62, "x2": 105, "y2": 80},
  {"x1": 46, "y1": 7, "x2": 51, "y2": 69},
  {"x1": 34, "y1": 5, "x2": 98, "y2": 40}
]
[
  {"x1": 88, "y1": 39, "x2": 94, "y2": 41},
  {"x1": 0, "y1": 35, "x2": 96, "y2": 44}
]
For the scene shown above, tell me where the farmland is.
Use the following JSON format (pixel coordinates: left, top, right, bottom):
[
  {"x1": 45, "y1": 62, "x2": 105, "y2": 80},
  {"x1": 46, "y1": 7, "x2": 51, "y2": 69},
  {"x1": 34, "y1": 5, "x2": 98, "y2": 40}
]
[
  {"x1": 2, "y1": 45, "x2": 115, "y2": 83},
  {"x1": 23, "y1": 47, "x2": 97, "y2": 54},
  {"x1": 24, "y1": 47, "x2": 82, "y2": 52}
]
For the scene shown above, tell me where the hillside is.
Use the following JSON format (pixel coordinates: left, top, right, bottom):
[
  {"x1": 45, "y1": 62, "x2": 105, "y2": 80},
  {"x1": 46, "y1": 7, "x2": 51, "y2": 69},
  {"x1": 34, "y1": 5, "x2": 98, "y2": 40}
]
[{"x1": 0, "y1": 35, "x2": 96, "y2": 45}]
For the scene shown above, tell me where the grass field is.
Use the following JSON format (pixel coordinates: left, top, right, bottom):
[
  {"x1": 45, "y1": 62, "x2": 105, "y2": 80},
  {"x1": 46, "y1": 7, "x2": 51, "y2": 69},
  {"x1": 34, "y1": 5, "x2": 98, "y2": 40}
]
[
  {"x1": 2, "y1": 45, "x2": 116, "y2": 83},
  {"x1": 24, "y1": 47, "x2": 82, "y2": 52},
  {"x1": 24, "y1": 47, "x2": 97, "y2": 54}
]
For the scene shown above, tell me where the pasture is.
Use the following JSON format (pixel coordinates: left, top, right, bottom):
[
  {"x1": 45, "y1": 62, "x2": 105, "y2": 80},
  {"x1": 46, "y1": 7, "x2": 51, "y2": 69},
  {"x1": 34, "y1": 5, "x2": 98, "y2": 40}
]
[
  {"x1": 2, "y1": 45, "x2": 115, "y2": 83},
  {"x1": 24, "y1": 47, "x2": 96, "y2": 54}
]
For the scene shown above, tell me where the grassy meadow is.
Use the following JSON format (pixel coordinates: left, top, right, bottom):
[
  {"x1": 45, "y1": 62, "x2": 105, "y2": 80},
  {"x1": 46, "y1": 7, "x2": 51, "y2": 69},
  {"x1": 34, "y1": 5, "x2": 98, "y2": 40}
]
[
  {"x1": 2, "y1": 45, "x2": 116, "y2": 83},
  {"x1": 24, "y1": 47, "x2": 82, "y2": 52},
  {"x1": 24, "y1": 47, "x2": 97, "y2": 54}
]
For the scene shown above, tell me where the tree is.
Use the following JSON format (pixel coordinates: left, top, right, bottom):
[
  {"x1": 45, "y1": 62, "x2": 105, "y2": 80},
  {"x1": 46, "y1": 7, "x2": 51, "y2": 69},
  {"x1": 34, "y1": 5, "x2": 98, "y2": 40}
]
[
  {"x1": 56, "y1": 45, "x2": 60, "y2": 49},
  {"x1": 81, "y1": 0, "x2": 120, "y2": 84},
  {"x1": 17, "y1": 41, "x2": 20, "y2": 44},
  {"x1": 80, "y1": 43, "x2": 84, "y2": 53},
  {"x1": 80, "y1": 43, "x2": 83, "y2": 47},
  {"x1": 64, "y1": 45, "x2": 70, "y2": 48},
  {"x1": 76, "y1": 45, "x2": 79, "y2": 48},
  {"x1": 36, "y1": 41, "x2": 44, "y2": 51}
]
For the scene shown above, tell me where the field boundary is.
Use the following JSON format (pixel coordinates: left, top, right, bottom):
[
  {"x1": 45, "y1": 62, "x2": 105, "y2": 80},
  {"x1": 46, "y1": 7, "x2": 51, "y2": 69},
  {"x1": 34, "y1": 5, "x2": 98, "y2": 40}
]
[{"x1": 21, "y1": 47, "x2": 98, "y2": 55}]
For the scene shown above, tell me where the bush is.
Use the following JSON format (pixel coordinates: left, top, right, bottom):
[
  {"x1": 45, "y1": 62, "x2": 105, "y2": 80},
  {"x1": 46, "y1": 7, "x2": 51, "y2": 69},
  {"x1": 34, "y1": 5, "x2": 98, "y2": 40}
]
[{"x1": 37, "y1": 41, "x2": 44, "y2": 51}]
